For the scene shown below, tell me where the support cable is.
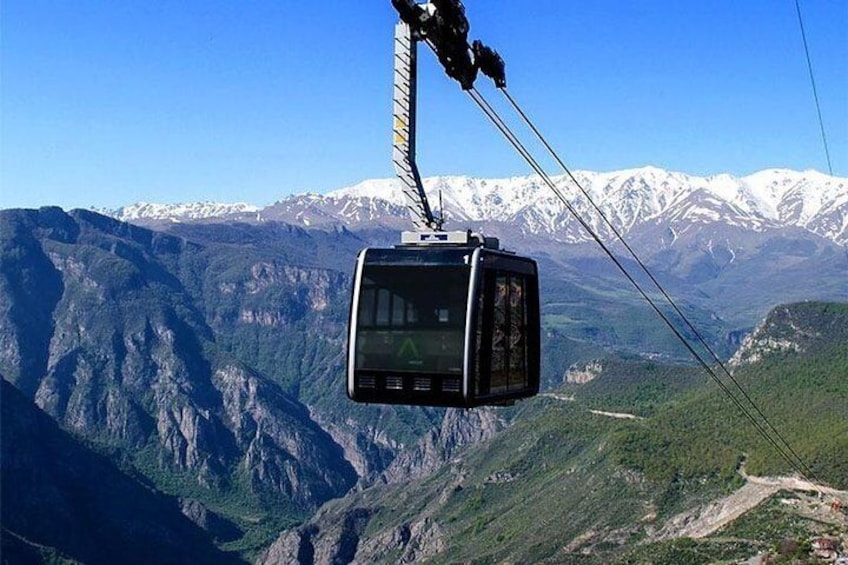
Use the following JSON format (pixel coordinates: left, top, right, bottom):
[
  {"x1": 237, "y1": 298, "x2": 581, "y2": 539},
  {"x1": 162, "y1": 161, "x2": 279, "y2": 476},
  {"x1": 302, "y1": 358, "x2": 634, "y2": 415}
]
[
  {"x1": 500, "y1": 88, "x2": 819, "y2": 483},
  {"x1": 418, "y1": 29, "x2": 820, "y2": 488},
  {"x1": 794, "y1": 0, "x2": 833, "y2": 175},
  {"x1": 466, "y1": 86, "x2": 819, "y2": 486}
]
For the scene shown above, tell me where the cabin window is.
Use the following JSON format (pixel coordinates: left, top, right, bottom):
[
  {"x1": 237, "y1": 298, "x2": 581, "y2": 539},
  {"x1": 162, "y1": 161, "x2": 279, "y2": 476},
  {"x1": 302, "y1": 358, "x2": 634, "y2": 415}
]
[
  {"x1": 475, "y1": 270, "x2": 531, "y2": 395},
  {"x1": 355, "y1": 266, "x2": 469, "y2": 374}
]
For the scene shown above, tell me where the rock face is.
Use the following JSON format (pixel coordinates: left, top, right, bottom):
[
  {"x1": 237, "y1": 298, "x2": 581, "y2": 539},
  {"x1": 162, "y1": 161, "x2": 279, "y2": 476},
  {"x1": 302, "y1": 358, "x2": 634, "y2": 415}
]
[
  {"x1": 179, "y1": 498, "x2": 242, "y2": 542},
  {"x1": 257, "y1": 508, "x2": 373, "y2": 565},
  {"x1": 0, "y1": 208, "x2": 357, "y2": 513},
  {"x1": 728, "y1": 302, "x2": 847, "y2": 369},
  {"x1": 565, "y1": 360, "x2": 604, "y2": 384},
  {"x1": 308, "y1": 408, "x2": 400, "y2": 482},
  {"x1": 216, "y1": 364, "x2": 356, "y2": 507},
  {"x1": 0, "y1": 379, "x2": 237, "y2": 564},
  {"x1": 354, "y1": 517, "x2": 447, "y2": 563},
  {"x1": 257, "y1": 408, "x2": 501, "y2": 564},
  {"x1": 381, "y1": 408, "x2": 504, "y2": 484},
  {"x1": 258, "y1": 501, "x2": 450, "y2": 564}
]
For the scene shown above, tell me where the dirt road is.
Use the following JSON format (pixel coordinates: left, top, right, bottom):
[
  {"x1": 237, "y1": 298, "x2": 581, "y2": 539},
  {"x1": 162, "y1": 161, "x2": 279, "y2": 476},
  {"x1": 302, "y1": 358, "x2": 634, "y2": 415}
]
[{"x1": 654, "y1": 467, "x2": 848, "y2": 540}]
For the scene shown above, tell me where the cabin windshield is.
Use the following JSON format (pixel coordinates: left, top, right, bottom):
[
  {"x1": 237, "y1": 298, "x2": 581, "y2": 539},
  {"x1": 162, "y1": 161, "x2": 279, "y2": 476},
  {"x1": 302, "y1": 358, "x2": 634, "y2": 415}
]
[{"x1": 354, "y1": 265, "x2": 470, "y2": 374}]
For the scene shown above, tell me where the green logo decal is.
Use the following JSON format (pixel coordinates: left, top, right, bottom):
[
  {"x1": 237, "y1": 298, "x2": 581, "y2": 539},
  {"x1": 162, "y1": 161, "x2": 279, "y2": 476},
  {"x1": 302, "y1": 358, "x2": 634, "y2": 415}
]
[{"x1": 397, "y1": 338, "x2": 422, "y2": 364}]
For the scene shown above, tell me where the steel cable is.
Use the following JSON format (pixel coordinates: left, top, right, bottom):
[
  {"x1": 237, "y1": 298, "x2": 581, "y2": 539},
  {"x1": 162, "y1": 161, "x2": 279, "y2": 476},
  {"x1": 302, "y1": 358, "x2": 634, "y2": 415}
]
[
  {"x1": 794, "y1": 0, "x2": 834, "y2": 175},
  {"x1": 466, "y1": 85, "x2": 820, "y2": 487},
  {"x1": 500, "y1": 88, "x2": 820, "y2": 483},
  {"x1": 418, "y1": 34, "x2": 821, "y2": 488}
]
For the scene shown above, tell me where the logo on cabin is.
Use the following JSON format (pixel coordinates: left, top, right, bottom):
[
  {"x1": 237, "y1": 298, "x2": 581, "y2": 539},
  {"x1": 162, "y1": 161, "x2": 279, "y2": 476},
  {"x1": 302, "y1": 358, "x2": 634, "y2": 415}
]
[{"x1": 397, "y1": 337, "x2": 423, "y2": 365}]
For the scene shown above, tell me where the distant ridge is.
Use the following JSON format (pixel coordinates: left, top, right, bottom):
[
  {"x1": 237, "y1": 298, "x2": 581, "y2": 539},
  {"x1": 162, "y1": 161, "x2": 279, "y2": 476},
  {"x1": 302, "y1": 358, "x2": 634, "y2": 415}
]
[
  {"x1": 96, "y1": 167, "x2": 847, "y2": 246},
  {"x1": 96, "y1": 201, "x2": 260, "y2": 223}
]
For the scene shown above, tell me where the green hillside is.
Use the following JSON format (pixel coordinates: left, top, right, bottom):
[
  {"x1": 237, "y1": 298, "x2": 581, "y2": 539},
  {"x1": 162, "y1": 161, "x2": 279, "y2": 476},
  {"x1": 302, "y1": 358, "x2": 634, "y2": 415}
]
[
  {"x1": 274, "y1": 302, "x2": 848, "y2": 564},
  {"x1": 612, "y1": 302, "x2": 848, "y2": 490}
]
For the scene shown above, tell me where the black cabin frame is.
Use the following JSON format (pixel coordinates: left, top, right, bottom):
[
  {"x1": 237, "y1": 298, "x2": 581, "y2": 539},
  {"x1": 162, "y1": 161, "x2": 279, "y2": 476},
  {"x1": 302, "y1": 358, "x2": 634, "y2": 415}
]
[{"x1": 347, "y1": 245, "x2": 540, "y2": 407}]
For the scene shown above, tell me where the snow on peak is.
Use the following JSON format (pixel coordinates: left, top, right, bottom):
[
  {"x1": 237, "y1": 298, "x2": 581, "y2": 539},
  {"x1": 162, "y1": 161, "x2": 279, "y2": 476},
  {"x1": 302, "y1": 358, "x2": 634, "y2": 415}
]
[
  {"x1": 102, "y1": 167, "x2": 847, "y2": 245},
  {"x1": 107, "y1": 201, "x2": 260, "y2": 223},
  {"x1": 340, "y1": 167, "x2": 844, "y2": 244}
]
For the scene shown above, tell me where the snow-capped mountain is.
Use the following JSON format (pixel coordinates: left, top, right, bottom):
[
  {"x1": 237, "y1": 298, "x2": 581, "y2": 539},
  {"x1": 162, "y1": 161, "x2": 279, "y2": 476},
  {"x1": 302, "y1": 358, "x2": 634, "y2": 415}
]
[
  {"x1": 98, "y1": 168, "x2": 848, "y2": 246},
  {"x1": 314, "y1": 167, "x2": 847, "y2": 245},
  {"x1": 86, "y1": 167, "x2": 847, "y2": 335},
  {"x1": 101, "y1": 201, "x2": 260, "y2": 223}
]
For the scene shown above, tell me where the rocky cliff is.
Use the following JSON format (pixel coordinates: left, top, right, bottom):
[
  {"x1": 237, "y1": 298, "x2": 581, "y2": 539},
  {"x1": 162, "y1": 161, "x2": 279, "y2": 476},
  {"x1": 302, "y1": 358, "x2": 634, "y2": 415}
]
[
  {"x1": 0, "y1": 378, "x2": 239, "y2": 564},
  {"x1": 0, "y1": 208, "x2": 357, "y2": 518},
  {"x1": 258, "y1": 408, "x2": 501, "y2": 564}
]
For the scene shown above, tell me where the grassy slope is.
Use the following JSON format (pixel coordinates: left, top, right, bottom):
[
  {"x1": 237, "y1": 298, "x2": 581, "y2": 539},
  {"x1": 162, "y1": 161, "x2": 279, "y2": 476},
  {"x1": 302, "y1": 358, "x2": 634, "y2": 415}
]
[
  {"x1": 296, "y1": 302, "x2": 847, "y2": 564},
  {"x1": 612, "y1": 302, "x2": 848, "y2": 490}
]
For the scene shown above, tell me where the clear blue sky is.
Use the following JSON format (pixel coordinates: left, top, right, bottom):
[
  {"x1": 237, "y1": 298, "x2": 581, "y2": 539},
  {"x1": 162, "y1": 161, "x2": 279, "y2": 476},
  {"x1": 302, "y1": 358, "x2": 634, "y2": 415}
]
[{"x1": 2, "y1": 1, "x2": 846, "y2": 210}]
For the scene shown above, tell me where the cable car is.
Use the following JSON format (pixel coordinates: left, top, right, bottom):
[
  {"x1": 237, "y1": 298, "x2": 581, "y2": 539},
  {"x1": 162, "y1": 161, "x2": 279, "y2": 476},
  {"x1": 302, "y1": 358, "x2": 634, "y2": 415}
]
[
  {"x1": 345, "y1": 2, "x2": 540, "y2": 407},
  {"x1": 347, "y1": 231, "x2": 540, "y2": 407}
]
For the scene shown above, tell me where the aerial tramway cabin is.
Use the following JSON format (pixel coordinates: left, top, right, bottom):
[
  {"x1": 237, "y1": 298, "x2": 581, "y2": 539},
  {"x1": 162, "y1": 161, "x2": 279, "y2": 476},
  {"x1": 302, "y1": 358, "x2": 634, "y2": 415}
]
[
  {"x1": 347, "y1": 232, "x2": 540, "y2": 407},
  {"x1": 346, "y1": 0, "x2": 540, "y2": 407}
]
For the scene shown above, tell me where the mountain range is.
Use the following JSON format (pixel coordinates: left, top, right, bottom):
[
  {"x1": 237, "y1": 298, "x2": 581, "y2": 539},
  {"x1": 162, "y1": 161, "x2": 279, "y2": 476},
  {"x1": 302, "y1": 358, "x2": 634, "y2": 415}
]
[
  {"x1": 100, "y1": 167, "x2": 848, "y2": 344},
  {"x1": 102, "y1": 167, "x2": 848, "y2": 246},
  {"x1": 2, "y1": 167, "x2": 847, "y2": 562}
]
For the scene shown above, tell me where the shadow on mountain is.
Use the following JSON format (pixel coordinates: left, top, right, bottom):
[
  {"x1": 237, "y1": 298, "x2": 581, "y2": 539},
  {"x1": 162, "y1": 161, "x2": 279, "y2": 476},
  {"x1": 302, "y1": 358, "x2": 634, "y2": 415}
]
[{"x1": 0, "y1": 377, "x2": 242, "y2": 564}]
